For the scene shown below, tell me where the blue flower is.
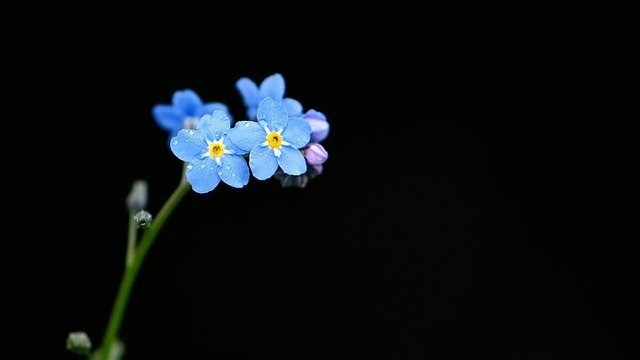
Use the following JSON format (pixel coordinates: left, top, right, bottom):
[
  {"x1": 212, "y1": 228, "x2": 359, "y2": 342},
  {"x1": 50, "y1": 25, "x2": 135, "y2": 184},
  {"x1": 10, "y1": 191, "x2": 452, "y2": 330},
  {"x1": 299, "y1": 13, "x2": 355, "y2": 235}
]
[
  {"x1": 229, "y1": 97, "x2": 311, "y2": 180},
  {"x1": 152, "y1": 89, "x2": 231, "y2": 140},
  {"x1": 170, "y1": 110, "x2": 249, "y2": 193},
  {"x1": 236, "y1": 73, "x2": 303, "y2": 120}
]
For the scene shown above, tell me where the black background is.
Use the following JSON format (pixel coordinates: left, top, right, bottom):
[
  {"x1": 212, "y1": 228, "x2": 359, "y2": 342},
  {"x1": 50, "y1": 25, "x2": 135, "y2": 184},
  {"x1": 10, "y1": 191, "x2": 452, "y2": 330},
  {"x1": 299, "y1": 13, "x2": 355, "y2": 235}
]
[{"x1": 9, "y1": 1, "x2": 639, "y2": 359}]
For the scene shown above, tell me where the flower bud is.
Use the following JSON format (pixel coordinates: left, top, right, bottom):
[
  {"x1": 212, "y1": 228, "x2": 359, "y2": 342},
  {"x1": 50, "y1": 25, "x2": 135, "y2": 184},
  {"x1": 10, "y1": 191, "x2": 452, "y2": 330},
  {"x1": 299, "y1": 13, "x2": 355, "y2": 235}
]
[
  {"x1": 304, "y1": 143, "x2": 329, "y2": 165},
  {"x1": 134, "y1": 210, "x2": 153, "y2": 228},
  {"x1": 303, "y1": 109, "x2": 330, "y2": 143},
  {"x1": 126, "y1": 180, "x2": 148, "y2": 212},
  {"x1": 66, "y1": 331, "x2": 92, "y2": 355}
]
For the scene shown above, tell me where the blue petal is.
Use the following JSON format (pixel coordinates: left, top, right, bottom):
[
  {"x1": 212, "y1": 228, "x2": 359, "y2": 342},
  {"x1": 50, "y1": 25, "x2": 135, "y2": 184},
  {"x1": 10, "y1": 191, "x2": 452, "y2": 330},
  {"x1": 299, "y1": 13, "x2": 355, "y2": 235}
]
[
  {"x1": 281, "y1": 117, "x2": 311, "y2": 149},
  {"x1": 249, "y1": 145, "x2": 278, "y2": 180},
  {"x1": 186, "y1": 157, "x2": 221, "y2": 194},
  {"x1": 222, "y1": 136, "x2": 247, "y2": 155},
  {"x1": 172, "y1": 89, "x2": 203, "y2": 117},
  {"x1": 302, "y1": 109, "x2": 327, "y2": 121},
  {"x1": 170, "y1": 129, "x2": 207, "y2": 162},
  {"x1": 166, "y1": 132, "x2": 179, "y2": 148},
  {"x1": 218, "y1": 155, "x2": 250, "y2": 188},
  {"x1": 236, "y1": 78, "x2": 259, "y2": 108},
  {"x1": 228, "y1": 121, "x2": 266, "y2": 152},
  {"x1": 277, "y1": 146, "x2": 307, "y2": 176},
  {"x1": 259, "y1": 73, "x2": 285, "y2": 100},
  {"x1": 246, "y1": 106, "x2": 258, "y2": 120},
  {"x1": 303, "y1": 109, "x2": 330, "y2": 142},
  {"x1": 200, "y1": 102, "x2": 229, "y2": 117},
  {"x1": 284, "y1": 98, "x2": 303, "y2": 116},
  {"x1": 256, "y1": 97, "x2": 288, "y2": 130},
  {"x1": 152, "y1": 105, "x2": 182, "y2": 132},
  {"x1": 197, "y1": 110, "x2": 231, "y2": 138}
]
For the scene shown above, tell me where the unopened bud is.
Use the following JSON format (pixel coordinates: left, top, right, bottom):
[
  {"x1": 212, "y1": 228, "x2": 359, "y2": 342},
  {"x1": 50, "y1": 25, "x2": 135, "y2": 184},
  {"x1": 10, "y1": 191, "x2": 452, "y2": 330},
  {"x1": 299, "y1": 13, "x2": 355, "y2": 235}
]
[
  {"x1": 126, "y1": 180, "x2": 148, "y2": 212},
  {"x1": 134, "y1": 210, "x2": 153, "y2": 228},
  {"x1": 66, "y1": 331, "x2": 92, "y2": 355},
  {"x1": 303, "y1": 109, "x2": 330, "y2": 143},
  {"x1": 304, "y1": 143, "x2": 329, "y2": 165}
]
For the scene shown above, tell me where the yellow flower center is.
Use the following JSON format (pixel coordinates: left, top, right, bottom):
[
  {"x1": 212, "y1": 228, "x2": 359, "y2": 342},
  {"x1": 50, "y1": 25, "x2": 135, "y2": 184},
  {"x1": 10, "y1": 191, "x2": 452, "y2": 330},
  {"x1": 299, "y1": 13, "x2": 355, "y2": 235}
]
[
  {"x1": 208, "y1": 142, "x2": 225, "y2": 158},
  {"x1": 267, "y1": 131, "x2": 282, "y2": 149}
]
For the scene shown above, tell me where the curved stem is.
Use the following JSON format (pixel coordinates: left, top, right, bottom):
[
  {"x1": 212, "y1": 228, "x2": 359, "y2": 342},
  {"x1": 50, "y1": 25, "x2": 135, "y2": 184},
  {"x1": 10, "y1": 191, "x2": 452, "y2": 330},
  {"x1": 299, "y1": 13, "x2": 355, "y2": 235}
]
[{"x1": 100, "y1": 164, "x2": 190, "y2": 359}]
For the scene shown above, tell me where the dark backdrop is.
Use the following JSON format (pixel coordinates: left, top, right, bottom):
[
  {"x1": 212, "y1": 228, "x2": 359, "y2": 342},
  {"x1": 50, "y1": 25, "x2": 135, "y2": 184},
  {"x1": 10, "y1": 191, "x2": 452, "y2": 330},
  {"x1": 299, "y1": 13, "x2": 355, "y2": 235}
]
[{"x1": 10, "y1": 1, "x2": 639, "y2": 359}]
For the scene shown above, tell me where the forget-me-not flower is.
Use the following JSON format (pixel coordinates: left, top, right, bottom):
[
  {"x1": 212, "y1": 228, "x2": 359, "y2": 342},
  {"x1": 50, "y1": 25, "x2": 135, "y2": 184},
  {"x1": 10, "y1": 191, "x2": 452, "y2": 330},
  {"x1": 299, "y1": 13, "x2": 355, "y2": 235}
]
[
  {"x1": 236, "y1": 73, "x2": 303, "y2": 120},
  {"x1": 229, "y1": 97, "x2": 311, "y2": 180},
  {"x1": 152, "y1": 89, "x2": 230, "y2": 140},
  {"x1": 170, "y1": 110, "x2": 249, "y2": 193}
]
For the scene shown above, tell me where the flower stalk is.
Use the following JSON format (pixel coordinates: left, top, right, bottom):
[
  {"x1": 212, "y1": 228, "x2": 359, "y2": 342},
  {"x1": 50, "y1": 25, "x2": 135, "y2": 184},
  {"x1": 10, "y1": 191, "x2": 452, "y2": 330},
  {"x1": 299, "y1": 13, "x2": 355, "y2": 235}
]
[
  {"x1": 99, "y1": 164, "x2": 190, "y2": 360},
  {"x1": 68, "y1": 73, "x2": 329, "y2": 359}
]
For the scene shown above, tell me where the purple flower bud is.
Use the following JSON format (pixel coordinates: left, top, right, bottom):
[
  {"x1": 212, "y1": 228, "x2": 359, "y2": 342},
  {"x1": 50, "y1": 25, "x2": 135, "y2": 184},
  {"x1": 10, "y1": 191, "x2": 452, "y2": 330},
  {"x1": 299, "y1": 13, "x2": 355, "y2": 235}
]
[
  {"x1": 303, "y1": 109, "x2": 330, "y2": 143},
  {"x1": 304, "y1": 143, "x2": 329, "y2": 165}
]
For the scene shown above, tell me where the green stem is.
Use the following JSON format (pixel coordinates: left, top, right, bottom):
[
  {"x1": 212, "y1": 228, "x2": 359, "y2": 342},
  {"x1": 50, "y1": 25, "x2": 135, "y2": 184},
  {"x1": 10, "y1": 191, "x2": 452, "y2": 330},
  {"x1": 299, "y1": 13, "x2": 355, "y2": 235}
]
[
  {"x1": 125, "y1": 212, "x2": 136, "y2": 268},
  {"x1": 100, "y1": 164, "x2": 190, "y2": 359}
]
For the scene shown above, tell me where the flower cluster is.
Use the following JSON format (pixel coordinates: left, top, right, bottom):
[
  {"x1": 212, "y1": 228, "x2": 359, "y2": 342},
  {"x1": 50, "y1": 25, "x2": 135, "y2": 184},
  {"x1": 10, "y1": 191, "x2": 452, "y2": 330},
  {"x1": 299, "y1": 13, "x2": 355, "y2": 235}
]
[
  {"x1": 152, "y1": 74, "x2": 330, "y2": 193},
  {"x1": 67, "y1": 73, "x2": 331, "y2": 360}
]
